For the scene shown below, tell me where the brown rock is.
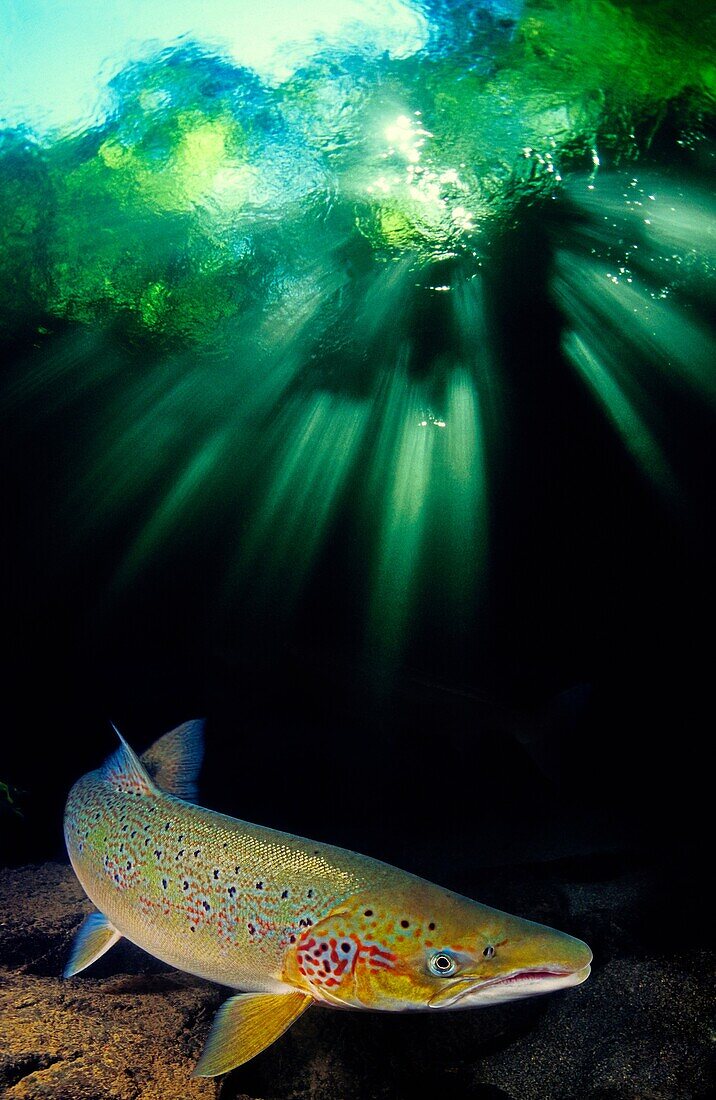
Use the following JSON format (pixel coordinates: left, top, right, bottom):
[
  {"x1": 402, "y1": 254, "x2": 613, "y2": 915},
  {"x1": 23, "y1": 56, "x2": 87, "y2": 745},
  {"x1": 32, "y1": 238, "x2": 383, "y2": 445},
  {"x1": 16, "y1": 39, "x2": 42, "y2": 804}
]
[{"x1": 0, "y1": 863, "x2": 219, "y2": 1099}]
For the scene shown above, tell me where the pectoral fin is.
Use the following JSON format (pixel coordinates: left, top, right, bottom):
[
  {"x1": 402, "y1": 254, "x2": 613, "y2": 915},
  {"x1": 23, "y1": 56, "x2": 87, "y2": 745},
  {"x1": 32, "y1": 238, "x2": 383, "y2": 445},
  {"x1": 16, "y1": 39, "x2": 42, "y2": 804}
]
[
  {"x1": 64, "y1": 911, "x2": 121, "y2": 977},
  {"x1": 194, "y1": 990, "x2": 313, "y2": 1077}
]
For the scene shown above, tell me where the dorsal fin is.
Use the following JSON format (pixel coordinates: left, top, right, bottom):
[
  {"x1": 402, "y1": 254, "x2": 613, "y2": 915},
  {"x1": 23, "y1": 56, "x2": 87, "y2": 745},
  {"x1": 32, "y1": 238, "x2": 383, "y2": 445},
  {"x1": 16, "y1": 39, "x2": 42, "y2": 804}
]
[
  {"x1": 140, "y1": 720, "x2": 204, "y2": 800},
  {"x1": 102, "y1": 724, "x2": 157, "y2": 797}
]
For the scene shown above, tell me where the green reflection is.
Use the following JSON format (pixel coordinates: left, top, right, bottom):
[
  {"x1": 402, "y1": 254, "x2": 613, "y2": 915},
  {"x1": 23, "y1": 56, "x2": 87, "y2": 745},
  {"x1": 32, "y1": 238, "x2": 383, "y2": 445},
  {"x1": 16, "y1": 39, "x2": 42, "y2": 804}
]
[{"x1": 0, "y1": 0, "x2": 712, "y2": 675}]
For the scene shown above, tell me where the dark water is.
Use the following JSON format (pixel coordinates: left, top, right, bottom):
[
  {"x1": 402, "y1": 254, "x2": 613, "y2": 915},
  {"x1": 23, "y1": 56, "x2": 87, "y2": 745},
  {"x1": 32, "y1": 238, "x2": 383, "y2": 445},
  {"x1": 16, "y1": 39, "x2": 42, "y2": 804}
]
[{"x1": 0, "y1": 3, "x2": 713, "y2": 1094}]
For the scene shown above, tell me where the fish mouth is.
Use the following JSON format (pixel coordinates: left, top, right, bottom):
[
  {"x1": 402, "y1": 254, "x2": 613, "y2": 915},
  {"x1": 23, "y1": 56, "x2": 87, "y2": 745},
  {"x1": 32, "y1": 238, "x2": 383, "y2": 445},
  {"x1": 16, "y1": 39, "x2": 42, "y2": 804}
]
[{"x1": 428, "y1": 963, "x2": 591, "y2": 1008}]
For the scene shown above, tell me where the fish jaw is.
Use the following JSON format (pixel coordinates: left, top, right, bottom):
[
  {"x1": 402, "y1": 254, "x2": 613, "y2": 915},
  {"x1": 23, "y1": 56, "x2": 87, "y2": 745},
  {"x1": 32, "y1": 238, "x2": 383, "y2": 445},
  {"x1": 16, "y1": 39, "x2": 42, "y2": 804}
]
[
  {"x1": 428, "y1": 960, "x2": 592, "y2": 1008},
  {"x1": 427, "y1": 927, "x2": 593, "y2": 1008}
]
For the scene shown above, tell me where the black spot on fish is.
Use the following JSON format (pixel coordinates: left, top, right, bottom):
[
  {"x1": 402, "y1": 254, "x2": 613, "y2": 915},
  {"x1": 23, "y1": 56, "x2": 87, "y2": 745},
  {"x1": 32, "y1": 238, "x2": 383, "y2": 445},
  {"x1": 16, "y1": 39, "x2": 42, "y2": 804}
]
[
  {"x1": 183, "y1": 880, "x2": 189, "y2": 890},
  {"x1": 114, "y1": 873, "x2": 120, "y2": 882},
  {"x1": 176, "y1": 849, "x2": 185, "y2": 859},
  {"x1": 154, "y1": 850, "x2": 162, "y2": 859},
  {"x1": 235, "y1": 866, "x2": 240, "y2": 875},
  {"x1": 256, "y1": 882, "x2": 263, "y2": 890},
  {"x1": 126, "y1": 861, "x2": 132, "y2": 870},
  {"x1": 162, "y1": 878, "x2": 167, "y2": 889},
  {"x1": 289, "y1": 935, "x2": 296, "y2": 944},
  {"x1": 401, "y1": 920, "x2": 410, "y2": 929},
  {"x1": 213, "y1": 869, "x2": 220, "y2": 879},
  {"x1": 130, "y1": 831, "x2": 136, "y2": 838},
  {"x1": 119, "y1": 844, "x2": 124, "y2": 853},
  {"x1": 228, "y1": 886, "x2": 236, "y2": 897},
  {"x1": 248, "y1": 923, "x2": 256, "y2": 935},
  {"x1": 165, "y1": 822, "x2": 171, "y2": 830},
  {"x1": 203, "y1": 900, "x2": 211, "y2": 911},
  {"x1": 178, "y1": 835, "x2": 184, "y2": 842},
  {"x1": 342, "y1": 942, "x2": 351, "y2": 952},
  {"x1": 281, "y1": 890, "x2": 289, "y2": 899},
  {"x1": 194, "y1": 849, "x2": 200, "y2": 857},
  {"x1": 429, "y1": 922, "x2": 436, "y2": 931},
  {"x1": 307, "y1": 889, "x2": 313, "y2": 898}
]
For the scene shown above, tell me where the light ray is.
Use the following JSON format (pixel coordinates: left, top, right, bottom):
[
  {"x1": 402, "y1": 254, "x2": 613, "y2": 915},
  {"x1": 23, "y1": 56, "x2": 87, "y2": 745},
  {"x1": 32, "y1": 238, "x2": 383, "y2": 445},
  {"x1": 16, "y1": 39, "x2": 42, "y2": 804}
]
[
  {"x1": 437, "y1": 366, "x2": 489, "y2": 622},
  {"x1": 562, "y1": 331, "x2": 679, "y2": 499},
  {"x1": 367, "y1": 365, "x2": 436, "y2": 663},
  {"x1": 234, "y1": 391, "x2": 369, "y2": 606},
  {"x1": 118, "y1": 428, "x2": 232, "y2": 580}
]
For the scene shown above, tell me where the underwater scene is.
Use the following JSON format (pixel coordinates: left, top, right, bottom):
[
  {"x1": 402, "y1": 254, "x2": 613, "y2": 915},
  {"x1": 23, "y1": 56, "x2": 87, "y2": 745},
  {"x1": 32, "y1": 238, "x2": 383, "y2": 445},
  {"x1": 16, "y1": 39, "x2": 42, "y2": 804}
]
[{"x1": 0, "y1": 1, "x2": 713, "y2": 1097}]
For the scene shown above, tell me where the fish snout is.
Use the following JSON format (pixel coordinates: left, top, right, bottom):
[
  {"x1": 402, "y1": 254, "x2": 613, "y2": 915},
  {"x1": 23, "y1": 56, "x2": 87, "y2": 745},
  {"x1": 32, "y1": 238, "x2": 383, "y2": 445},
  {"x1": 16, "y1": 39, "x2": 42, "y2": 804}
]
[{"x1": 555, "y1": 931, "x2": 593, "y2": 977}]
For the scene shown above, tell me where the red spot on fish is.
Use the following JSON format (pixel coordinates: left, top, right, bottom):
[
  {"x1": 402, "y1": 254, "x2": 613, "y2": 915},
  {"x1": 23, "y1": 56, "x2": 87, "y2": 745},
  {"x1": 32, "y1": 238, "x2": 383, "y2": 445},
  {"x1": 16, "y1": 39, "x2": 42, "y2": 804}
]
[{"x1": 366, "y1": 944, "x2": 396, "y2": 961}]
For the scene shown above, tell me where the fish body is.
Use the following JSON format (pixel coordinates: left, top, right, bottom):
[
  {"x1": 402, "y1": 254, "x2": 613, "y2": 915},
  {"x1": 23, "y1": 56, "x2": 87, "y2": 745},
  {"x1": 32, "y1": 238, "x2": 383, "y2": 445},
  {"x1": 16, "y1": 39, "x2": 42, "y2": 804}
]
[{"x1": 64, "y1": 722, "x2": 592, "y2": 1075}]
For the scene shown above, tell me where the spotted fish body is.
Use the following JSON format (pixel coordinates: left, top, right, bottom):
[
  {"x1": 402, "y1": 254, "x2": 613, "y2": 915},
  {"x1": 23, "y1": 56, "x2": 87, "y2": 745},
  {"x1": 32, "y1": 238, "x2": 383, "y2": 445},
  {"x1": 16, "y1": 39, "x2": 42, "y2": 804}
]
[
  {"x1": 66, "y1": 726, "x2": 406, "y2": 992},
  {"x1": 64, "y1": 722, "x2": 592, "y2": 1076}
]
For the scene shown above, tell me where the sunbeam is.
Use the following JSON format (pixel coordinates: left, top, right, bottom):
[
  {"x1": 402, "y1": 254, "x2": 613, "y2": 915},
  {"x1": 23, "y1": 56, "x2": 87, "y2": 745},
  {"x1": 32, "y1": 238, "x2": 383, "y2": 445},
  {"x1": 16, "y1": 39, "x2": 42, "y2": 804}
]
[
  {"x1": 234, "y1": 391, "x2": 370, "y2": 607},
  {"x1": 0, "y1": 0, "x2": 713, "y2": 676}
]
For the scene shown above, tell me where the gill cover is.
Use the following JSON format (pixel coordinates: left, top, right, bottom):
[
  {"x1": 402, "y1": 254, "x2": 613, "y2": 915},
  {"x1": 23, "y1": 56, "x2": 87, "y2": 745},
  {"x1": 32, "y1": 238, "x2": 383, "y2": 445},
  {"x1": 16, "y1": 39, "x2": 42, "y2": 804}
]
[{"x1": 283, "y1": 904, "x2": 404, "y2": 1008}]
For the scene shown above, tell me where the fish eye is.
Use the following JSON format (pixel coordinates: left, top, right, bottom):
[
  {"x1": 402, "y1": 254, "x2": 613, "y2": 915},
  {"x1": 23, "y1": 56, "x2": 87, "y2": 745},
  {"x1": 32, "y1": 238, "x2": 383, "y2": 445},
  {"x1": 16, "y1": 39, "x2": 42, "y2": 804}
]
[
  {"x1": 483, "y1": 945, "x2": 495, "y2": 958},
  {"x1": 428, "y1": 952, "x2": 457, "y2": 976}
]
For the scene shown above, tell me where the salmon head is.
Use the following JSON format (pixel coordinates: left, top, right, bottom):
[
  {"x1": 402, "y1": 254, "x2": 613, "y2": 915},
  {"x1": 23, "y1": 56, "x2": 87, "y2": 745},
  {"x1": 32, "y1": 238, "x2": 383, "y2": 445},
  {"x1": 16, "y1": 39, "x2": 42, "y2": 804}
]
[{"x1": 283, "y1": 880, "x2": 592, "y2": 1011}]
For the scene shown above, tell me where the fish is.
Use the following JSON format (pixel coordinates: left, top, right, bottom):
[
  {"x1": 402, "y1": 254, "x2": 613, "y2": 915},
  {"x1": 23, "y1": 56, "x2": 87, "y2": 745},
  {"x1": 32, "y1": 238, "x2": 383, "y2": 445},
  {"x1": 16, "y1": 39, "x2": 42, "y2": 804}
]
[{"x1": 63, "y1": 720, "x2": 592, "y2": 1076}]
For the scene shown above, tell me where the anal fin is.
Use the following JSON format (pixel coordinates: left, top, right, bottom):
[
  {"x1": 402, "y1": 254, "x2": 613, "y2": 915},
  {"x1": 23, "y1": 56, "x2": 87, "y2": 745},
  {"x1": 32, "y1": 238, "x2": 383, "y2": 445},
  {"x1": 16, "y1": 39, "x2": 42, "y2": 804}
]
[
  {"x1": 64, "y1": 911, "x2": 121, "y2": 977},
  {"x1": 194, "y1": 990, "x2": 312, "y2": 1077}
]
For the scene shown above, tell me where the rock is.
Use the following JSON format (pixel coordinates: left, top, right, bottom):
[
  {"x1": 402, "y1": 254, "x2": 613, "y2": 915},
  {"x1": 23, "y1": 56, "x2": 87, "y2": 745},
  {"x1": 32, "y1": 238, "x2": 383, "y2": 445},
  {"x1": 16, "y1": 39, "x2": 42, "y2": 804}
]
[
  {"x1": 0, "y1": 863, "x2": 219, "y2": 1099},
  {"x1": 0, "y1": 860, "x2": 713, "y2": 1099}
]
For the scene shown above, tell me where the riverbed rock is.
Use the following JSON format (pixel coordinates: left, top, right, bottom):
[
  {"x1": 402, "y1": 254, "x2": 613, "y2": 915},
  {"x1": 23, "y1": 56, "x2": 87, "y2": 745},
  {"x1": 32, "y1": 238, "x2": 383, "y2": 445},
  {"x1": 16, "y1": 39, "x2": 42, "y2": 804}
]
[
  {"x1": 0, "y1": 863, "x2": 219, "y2": 1099},
  {"x1": 0, "y1": 860, "x2": 712, "y2": 1099}
]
